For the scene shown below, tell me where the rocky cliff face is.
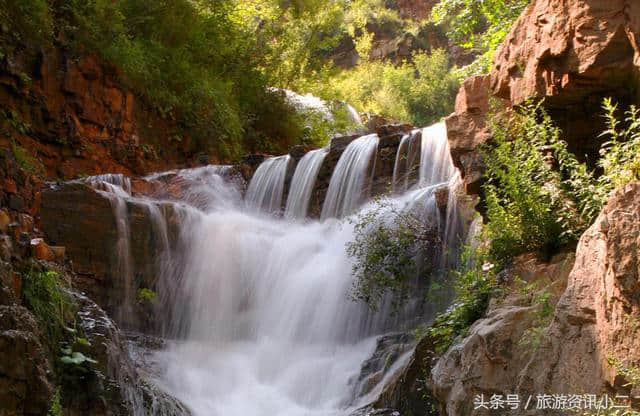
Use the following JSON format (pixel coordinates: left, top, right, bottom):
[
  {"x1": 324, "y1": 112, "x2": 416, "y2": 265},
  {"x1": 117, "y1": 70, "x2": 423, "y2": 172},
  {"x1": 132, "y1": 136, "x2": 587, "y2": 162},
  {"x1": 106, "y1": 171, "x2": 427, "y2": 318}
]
[
  {"x1": 374, "y1": 1, "x2": 640, "y2": 414},
  {"x1": 0, "y1": 45, "x2": 215, "y2": 181},
  {"x1": 446, "y1": 0, "x2": 640, "y2": 197},
  {"x1": 426, "y1": 183, "x2": 640, "y2": 416}
]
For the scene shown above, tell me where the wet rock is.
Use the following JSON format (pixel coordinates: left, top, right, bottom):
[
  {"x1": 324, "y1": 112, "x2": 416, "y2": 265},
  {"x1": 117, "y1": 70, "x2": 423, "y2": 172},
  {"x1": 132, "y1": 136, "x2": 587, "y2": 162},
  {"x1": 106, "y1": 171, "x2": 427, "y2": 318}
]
[
  {"x1": 354, "y1": 333, "x2": 415, "y2": 399},
  {"x1": 40, "y1": 182, "x2": 167, "y2": 329},
  {"x1": 0, "y1": 305, "x2": 54, "y2": 416},
  {"x1": 372, "y1": 133, "x2": 405, "y2": 197},
  {"x1": 375, "y1": 124, "x2": 413, "y2": 138},
  {"x1": 65, "y1": 292, "x2": 190, "y2": 416},
  {"x1": 434, "y1": 186, "x2": 449, "y2": 215}
]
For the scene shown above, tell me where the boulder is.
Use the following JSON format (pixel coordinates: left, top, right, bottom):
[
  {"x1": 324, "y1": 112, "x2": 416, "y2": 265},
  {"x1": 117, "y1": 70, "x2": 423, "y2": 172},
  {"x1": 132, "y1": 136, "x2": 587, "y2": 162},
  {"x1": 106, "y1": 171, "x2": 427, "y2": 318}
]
[
  {"x1": 518, "y1": 182, "x2": 640, "y2": 400},
  {"x1": 430, "y1": 251, "x2": 575, "y2": 416},
  {"x1": 30, "y1": 238, "x2": 54, "y2": 262},
  {"x1": 0, "y1": 305, "x2": 54, "y2": 416},
  {"x1": 444, "y1": 75, "x2": 493, "y2": 196}
]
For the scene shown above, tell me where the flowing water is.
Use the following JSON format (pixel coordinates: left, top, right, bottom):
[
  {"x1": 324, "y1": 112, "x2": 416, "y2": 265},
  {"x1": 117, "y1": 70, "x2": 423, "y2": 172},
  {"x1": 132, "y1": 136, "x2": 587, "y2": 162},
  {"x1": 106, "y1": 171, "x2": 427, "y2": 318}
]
[
  {"x1": 392, "y1": 130, "x2": 421, "y2": 193},
  {"x1": 246, "y1": 155, "x2": 292, "y2": 214},
  {"x1": 284, "y1": 148, "x2": 329, "y2": 220},
  {"x1": 77, "y1": 122, "x2": 462, "y2": 416},
  {"x1": 321, "y1": 134, "x2": 379, "y2": 219}
]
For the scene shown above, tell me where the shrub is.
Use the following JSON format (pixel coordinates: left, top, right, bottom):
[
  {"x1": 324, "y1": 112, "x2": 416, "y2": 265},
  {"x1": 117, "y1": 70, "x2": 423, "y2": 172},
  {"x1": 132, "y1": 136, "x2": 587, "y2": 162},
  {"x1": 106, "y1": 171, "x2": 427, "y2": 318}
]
[
  {"x1": 431, "y1": 0, "x2": 530, "y2": 74},
  {"x1": 428, "y1": 244, "x2": 498, "y2": 354},
  {"x1": 598, "y1": 98, "x2": 640, "y2": 192},
  {"x1": 347, "y1": 200, "x2": 442, "y2": 311},
  {"x1": 483, "y1": 101, "x2": 597, "y2": 265},
  {"x1": 0, "y1": 0, "x2": 53, "y2": 45}
]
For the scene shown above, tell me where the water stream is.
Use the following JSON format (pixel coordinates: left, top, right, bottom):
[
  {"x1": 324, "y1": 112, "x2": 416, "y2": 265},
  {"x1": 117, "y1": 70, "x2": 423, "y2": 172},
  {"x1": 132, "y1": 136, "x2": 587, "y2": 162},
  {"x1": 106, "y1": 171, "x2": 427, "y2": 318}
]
[{"x1": 78, "y1": 122, "x2": 461, "y2": 416}]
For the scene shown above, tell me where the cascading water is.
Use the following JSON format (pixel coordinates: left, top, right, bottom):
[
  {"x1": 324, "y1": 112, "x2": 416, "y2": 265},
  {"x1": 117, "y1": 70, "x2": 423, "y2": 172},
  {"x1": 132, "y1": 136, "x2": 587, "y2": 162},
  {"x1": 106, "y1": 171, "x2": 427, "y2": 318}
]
[
  {"x1": 392, "y1": 130, "x2": 421, "y2": 193},
  {"x1": 284, "y1": 148, "x2": 329, "y2": 220},
  {"x1": 73, "y1": 121, "x2": 463, "y2": 416},
  {"x1": 246, "y1": 155, "x2": 291, "y2": 214},
  {"x1": 419, "y1": 122, "x2": 456, "y2": 186},
  {"x1": 321, "y1": 134, "x2": 379, "y2": 219}
]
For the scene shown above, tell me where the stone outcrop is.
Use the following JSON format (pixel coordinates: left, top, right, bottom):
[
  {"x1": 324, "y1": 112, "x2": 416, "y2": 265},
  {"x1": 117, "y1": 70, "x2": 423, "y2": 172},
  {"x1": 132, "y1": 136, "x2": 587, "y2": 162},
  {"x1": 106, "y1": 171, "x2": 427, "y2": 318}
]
[
  {"x1": 0, "y1": 45, "x2": 221, "y2": 181},
  {"x1": 375, "y1": 251, "x2": 575, "y2": 416},
  {"x1": 446, "y1": 0, "x2": 640, "y2": 197},
  {"x1": 491, "y1": 0, "x2": 640, "y2": 109},
  {"x1": 39, "y1": 182, "x2": 182, "y2": 329},
  {"x1": 430, "y1": 251, "x2": 575, "y2": 416},
  {"x1": 491, "y1": 0, "x2": 640, "y2": 159},
  {"x1": 518, "y1": 182, "x2": 640, "y2": 403},
  {"x1": 444, "y1": 75, "x2": 492, "y2": 196},
  {"x1": 0, "y1": 305, "x2": 53, "y2": 416}
]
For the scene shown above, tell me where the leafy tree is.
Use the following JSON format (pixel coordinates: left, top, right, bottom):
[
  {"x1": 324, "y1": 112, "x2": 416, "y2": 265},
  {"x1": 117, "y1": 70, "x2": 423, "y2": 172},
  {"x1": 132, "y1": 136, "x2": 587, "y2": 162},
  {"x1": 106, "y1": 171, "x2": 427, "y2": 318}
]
[
  {"x1": 299, "y1": 49, "x2": 460, "y2": 126},
  {"x1": 432, "y1": 0, "x2": 530, "y2": 74}
]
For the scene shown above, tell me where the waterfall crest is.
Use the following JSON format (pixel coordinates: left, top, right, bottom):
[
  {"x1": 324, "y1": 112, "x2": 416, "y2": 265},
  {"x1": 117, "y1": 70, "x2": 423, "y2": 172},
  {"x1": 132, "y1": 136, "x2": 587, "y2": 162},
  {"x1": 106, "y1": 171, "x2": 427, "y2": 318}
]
[
  {"x1": 321, "y1": 134, "x2": 379, "y2": 219},
  {"x1": 284, "y1": 148, "x2": 328, "y2": 220},
  {"x1": 246, "y1": 155, "x2": 291, "y2": 214},
  {"x1": 68, "y1": 121, "x2": 464, "y2": 416}
]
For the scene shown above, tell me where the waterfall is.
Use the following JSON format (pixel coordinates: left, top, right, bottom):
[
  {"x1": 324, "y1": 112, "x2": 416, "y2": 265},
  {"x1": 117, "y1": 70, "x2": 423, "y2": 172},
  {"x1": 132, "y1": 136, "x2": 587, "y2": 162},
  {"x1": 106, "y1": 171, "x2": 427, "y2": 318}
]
[
  {"x1": 416, "y1": 122, "x2": 463, "y2": 268},
  {"x1": 419, "y1": 122, "x2": 456, "y2": 186},
  {"x1": 284, "y1": 148, "x2": 328, "y2": 220},
  {"x1": 64, "y1": 121, "x2": 466, "y2": 416},
  {"x1": 246, "y1": 155, "x2": 291, "y2": 214},
  {"x1": 321, "y1": 134, "x2": 379, "y2": 219},
  {"x1": 81, "y1": 174, "x2": 135, "y2": 324},
  {"x1": 392, "y1": 130, "x2": 421, "y2": 193}
]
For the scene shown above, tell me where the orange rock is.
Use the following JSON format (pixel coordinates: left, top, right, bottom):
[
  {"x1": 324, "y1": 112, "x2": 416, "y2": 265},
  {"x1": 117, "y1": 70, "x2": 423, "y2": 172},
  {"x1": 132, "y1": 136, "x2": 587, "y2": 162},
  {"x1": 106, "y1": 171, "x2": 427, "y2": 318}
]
[
  {"x1": 11, "y1": 271, "x2": 22, "y2": 299},
  {"x1": 3, "y1": 179, "x2": 17, "y2": 194},
  {"x1": 50, "y1": 246, "x2": 66, "y2": 261},
  {"x1": 490, "y1": 0, "x2": 640, "y2": 107},
  {"x1": 30, "y1": 238, "x2": 55, "y2": 262},
  {"x1": 0, "y1": 210, "x2": 10, "y2": 233},
  {"x1": 105, "y1": 87, "x2": 123, "y2": 113}
]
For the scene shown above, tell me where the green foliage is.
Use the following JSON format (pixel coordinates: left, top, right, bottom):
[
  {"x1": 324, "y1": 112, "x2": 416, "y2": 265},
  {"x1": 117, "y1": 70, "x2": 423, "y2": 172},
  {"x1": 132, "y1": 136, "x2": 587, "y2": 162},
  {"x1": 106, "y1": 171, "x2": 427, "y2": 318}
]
[
  {"x1": 609, "y1": 357, "x2": 640, "y2": 389},
  {"x1": 519, "y1": 288, "x2": 554, "y2": 351},
  {"x1": 0, "y1": 0, "x2": 53, "y2": 45},
  {"x1": 428, "y1": 245, "x2": 498, "y2": 354},
  {"x1": 301, "y1": 49, "x2": 460, "y2": 126},
  {"x1": 137, "y1": 288, "x2": 157, "y2": 303},
  {"x1": 47, "y1": 388, "x2": 63, "y2": 416},
  {"x1": 60, "y1": 348, "x2": 97, "y2": 366},
  {"x1": 483, "y1": 101, "x2": 597, "y2": 266},
  {"x1": 23, "y1": 270, "x2": 72, "y2": 345},
  {"x1": 299, "y1": 103, "x2": 360, "y2": 147},
  {"x1": 347, "y1": 200, "x2": 441, "y2": 311},
  {"x1": 11, "y1": 141, "x2": 42, "y2": 174},
  {"x1": 598, "y1": 98, "x2": 640, "y2": 192},
  {"x1": 432, "y1": 0, "x2": 529, "y2": 74},
  {"x1": 60, "y1": 0, "x2": 256, "y2": 145},
  {"x1": 484, "y1": 99, "x2": 640, "y2": 267}
]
